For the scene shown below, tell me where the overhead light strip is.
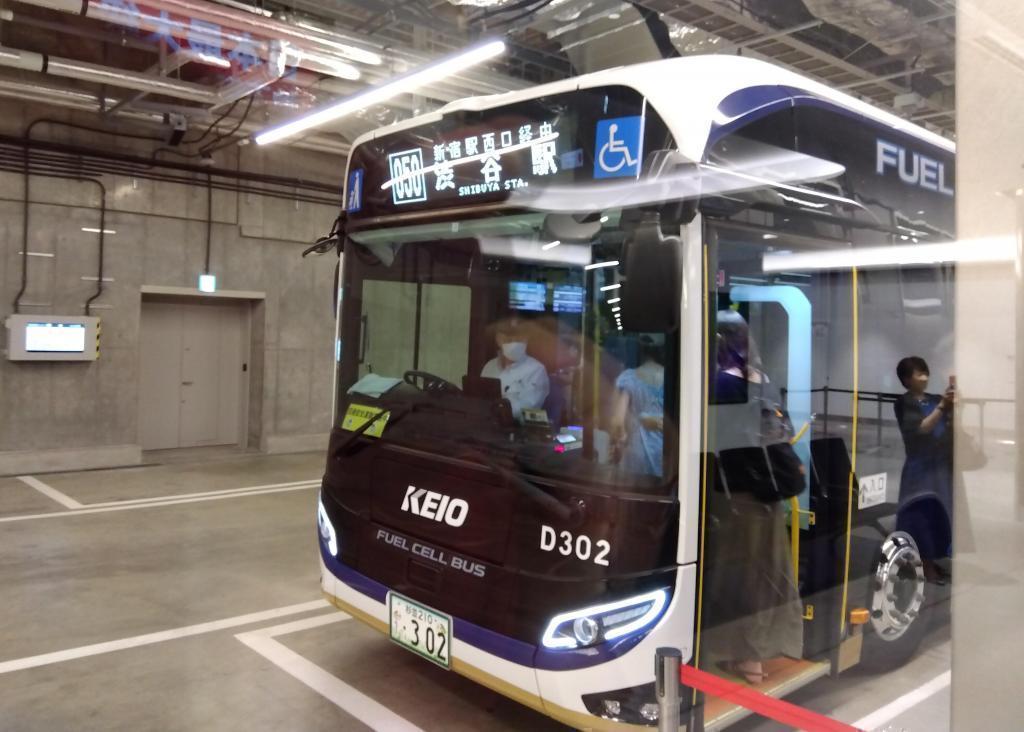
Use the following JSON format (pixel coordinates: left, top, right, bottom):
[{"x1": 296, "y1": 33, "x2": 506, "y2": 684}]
[
  {"x1": 254, "y1": 39, "x2": 506, "y2": 146},
  {"x1": 762, "y1": 238, "x2": 1015, "y2": 272}
]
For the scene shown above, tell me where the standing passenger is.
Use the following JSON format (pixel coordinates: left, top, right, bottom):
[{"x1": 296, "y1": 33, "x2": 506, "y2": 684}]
[
  {"x1": 704, "y1": 310, "x2": 803, "y2": 684},
  {"x1": 610, "y1": 335, "x2": 665, "y2": 477},
  {"x1": 894, "y1": 356, "x2": 955, "y2": 584}
]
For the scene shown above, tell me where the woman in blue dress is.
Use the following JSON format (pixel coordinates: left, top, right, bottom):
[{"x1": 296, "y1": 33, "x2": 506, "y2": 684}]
[
  {"x1": 611, "y1": 335, "x2": 665, "y2": 478},
  {"x1": 894, "y1": 356, "x2": 956, "y2": 583}
]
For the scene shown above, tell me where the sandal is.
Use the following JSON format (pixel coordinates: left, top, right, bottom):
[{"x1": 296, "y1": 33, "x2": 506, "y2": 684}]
[{"x1": 718, "y1": 660, "x2": 767, "y2": 685}]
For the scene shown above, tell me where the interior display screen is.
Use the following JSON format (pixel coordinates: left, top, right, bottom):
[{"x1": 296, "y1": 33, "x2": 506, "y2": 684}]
[
  {"x1": 552, "y1": 285, "x2": 585, "y2": 313},
  {"x1": 509, "y1": 281, "x2": 547, "y2": 312},
  {"x1": 344, "y1": 86, "x2": 672, "y2": 220},
  {"x1": 25, "y1": 322, "x2": 86, "y2": 352}
]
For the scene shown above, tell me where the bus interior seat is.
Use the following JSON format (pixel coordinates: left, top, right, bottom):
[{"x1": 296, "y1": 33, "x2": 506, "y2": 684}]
[
  {"x1": 716, "y1": 446, "x2": 777, "y2": 501},
  {"x1": 702, "y1": 452, "x2": 728, "y2": 496},
  {"x1": 809, "y1": 437, "x2": 854, "y2": 500}
]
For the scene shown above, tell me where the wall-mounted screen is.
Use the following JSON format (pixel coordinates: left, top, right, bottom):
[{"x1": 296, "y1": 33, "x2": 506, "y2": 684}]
[
  {"x1": 5, "y1": 315, "x2": 99, "y2": 361},
  {"x1": 26, "y1": 322, "x2": 87, "y2": 353},
  {"x1": 509, "y1": 281, "x2": 547, "y2": 312},
  {"x1": 552, "y1": 285, "x2": 585, "y2": 314}
]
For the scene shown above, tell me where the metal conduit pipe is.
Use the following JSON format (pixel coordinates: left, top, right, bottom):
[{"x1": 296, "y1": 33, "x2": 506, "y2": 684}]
[
  {"x1": 0, "y1": 135, "x2": 340, "y2": 196},
  {"x1": 0, "y1": 47, "x2": 218, "y2": 103},
  {"x1": 17, "y1": 0, "x2": 371, "y2": 75},
  {"x1": 12, "y1": 0, "x2": 526, "y2": 96},
  {"x1": 0, "y1": 144, "x2": 335, "y2": 195},
  {"x1": 0, "y1": 79, "x2": 351, "y2": 155},
  {"x1": 0, "y1": 141, "x2": 337, "y2": 195},
  {"x1": 0, "y1": 156, "x2": 338, "y2": 206},
  {"x1": 0, "y1": 148, "x2": 339, "y2": 200}
]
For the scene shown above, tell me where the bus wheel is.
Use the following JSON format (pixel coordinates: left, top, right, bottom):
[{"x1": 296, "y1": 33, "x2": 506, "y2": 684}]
[{"x1": 859, "y1": 531, "x2": 929, "y2": 671}]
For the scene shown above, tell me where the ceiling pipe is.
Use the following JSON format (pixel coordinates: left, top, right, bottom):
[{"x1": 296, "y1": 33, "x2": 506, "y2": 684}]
[
  {"x1": 17, "y1": 0, "x2": 377, "y2": 70},
  {"x1": 12, "y1": 0, "x2": 525, "y2": 98},
  {"x1": 213, "y1": 38, "x2": 287, "y2": 110},
  {"x1": 0, "y1": 78, "x2": 351, "y2": 155},
  {"x1": 0, "y1": 46, "x2": 218, "y2": 103}
]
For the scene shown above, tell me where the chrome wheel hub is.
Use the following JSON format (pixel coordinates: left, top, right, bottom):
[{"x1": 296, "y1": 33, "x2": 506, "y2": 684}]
[{"x1": 869, "y1": 531, "x2": 925, "y2": 642}]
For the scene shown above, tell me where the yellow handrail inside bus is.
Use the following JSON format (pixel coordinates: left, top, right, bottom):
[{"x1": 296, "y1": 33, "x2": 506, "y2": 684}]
[
  {"x1": 789, "y1": 496, "x2": 800, "y2": 583},
  {"x1": 787, "y1": 420, "x2": 811, "y2": 586},
  {"x1": 839, "y1": 267, "x2": 860, "y2": 636}
]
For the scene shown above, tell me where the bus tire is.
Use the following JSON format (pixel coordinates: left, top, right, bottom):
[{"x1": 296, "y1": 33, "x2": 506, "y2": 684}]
[{"x1": 858, "y1": 531, "x2": 930, "y2": 672}]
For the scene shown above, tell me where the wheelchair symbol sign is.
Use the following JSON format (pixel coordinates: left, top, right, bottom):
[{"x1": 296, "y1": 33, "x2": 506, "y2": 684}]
[{"x1": 594, "y1": 116, "x2": 643, "y2": 179}]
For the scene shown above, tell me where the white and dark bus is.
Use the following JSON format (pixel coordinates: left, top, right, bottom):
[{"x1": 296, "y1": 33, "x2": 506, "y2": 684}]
[{"x1": 314, "y1": 55, "x2": 955, "y2": 729}]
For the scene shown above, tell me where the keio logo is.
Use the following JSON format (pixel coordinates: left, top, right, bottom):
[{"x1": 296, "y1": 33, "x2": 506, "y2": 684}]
[{"x1": 401, "y1": 485, "x2": 469, "y2": 527}]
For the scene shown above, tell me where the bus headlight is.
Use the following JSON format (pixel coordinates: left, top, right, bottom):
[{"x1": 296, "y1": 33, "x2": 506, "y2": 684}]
[
  {"x1": 317, "y1": 493, "x2": 338, "y2": 557},
  {"x1": 541, "y1": 589, "x2": 668, "y2": 650}
]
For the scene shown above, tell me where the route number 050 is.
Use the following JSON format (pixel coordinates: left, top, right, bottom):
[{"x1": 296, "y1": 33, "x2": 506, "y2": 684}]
[{"x1": 540, "y1": 525, "x2": 611, "y2": 566}]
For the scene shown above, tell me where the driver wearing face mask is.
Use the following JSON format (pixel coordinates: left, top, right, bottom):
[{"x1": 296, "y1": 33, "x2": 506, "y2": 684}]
[{"x1": 480, "y1": 318, "x2": 550, "y2": 420}]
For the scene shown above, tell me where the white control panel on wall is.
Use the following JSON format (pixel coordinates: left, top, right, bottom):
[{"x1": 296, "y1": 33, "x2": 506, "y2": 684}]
[{"x1": 5, "y1": 314, "x2": 99, "y2": 361}]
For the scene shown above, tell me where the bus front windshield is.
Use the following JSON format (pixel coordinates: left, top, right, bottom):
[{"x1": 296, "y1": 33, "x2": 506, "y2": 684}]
[{"x1": 336, "y1": 211, "x2": 679, "y2": 495}]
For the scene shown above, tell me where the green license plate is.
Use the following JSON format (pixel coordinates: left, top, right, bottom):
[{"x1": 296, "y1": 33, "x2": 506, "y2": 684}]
[{"x1": 388, "y1": 592, "x2": 452, "y2": 669}]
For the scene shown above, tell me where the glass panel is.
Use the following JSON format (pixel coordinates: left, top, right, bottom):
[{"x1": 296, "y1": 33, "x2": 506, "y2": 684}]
[{"x1": 337, "y1": 211, "x2": 679, "y2": 493}]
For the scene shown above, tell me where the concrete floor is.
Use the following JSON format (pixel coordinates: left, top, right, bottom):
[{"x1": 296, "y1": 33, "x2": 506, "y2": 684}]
[{"x1": 0, "y1": 450, "x2": 955, "y2": 731}]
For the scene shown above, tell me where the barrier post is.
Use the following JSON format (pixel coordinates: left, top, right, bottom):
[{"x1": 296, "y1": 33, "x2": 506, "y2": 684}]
[{"x1": 656, "y1": 647, "x2": 682, "y2": 732}]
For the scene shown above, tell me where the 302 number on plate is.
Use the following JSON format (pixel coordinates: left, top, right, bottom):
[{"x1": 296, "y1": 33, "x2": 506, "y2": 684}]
[{"x1": 388, "y1": 592, "x2": 451, "y2": 669}]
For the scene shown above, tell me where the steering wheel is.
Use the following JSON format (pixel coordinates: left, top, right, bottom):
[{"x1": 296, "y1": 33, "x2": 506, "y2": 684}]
[{"x1": 403, "y1": 370, "x2": 462, "y2": 396}]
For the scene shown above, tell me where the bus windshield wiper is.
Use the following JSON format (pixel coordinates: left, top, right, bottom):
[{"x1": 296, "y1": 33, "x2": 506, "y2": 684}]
[
  {"x1": 458, "y1": 439, "x2": 581, "y2": 524},
  {"x1": 333, "y1": 400, "x2": 419, "y2": 457}
]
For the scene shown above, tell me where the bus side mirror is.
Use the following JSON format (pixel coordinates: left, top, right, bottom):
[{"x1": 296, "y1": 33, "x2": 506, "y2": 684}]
[{"x1": 620, "y1": 218, "x2": 682, "y2": 333}]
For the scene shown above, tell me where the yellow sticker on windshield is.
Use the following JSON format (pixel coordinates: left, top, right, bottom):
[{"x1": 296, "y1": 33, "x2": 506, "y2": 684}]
[{"x1": 341, "y1": 403, "x2": 390, "y2": 438}]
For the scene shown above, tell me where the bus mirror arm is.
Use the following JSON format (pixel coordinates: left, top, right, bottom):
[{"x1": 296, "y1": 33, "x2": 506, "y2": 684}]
[{"x1": 303, "y1": 213, "x2": 345, "y2": 258}]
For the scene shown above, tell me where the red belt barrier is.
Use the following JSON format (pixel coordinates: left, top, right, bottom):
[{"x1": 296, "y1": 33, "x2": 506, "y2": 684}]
[{"x1": 680, "y1": 665, "x2": 864, "y2": 732}]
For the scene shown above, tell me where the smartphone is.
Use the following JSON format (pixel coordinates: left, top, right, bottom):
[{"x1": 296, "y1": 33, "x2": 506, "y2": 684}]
[{"x1": 949, "y1": 374, "x2": 957, "y2": 390}]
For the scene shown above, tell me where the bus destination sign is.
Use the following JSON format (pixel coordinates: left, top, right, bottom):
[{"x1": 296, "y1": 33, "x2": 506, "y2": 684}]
[
  {"x1": 384, "y1": 119, "x2": 560, "y2": 206},
  {"x1": 344, "y1": 86, "x2": 671, "y2": 220}
]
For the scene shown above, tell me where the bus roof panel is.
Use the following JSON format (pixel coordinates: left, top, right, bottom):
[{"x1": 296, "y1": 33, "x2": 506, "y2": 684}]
[{"x1": 347, "y1": 55, "x2": 953, "y2": 165}]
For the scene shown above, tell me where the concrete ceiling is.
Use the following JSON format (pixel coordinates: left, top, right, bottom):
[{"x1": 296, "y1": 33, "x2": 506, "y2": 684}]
[{"x1": 0, "y1": 0, "x2": 957, "y2": 155}]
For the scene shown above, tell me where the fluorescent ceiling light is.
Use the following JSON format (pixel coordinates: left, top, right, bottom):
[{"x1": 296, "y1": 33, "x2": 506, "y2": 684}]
[
  {"x1": 762, "y1": 237, "x2": 1015, "y2": 272},
  {"x1": 541, "y1": 240, "x2": 561, "y2": 250},
  {"x1": 600, "y1": 283, "x2": 621, "y2": 291},
  {"x1": 255, "y1": 39, "x2": 506, "y2": 145},
  {"x1": 292, "y1": 23, "x2": 383, "y2": 65},
  {"x1": 607, "y1": 297, "x2": 621, "y2": 304},
  {"x1": 81, "y1": 227, "x2": 116, "y2": 234},
  {"x1": 294, "y1": 50, "x2": 361, "y2": 81},
  {"x1": 611, "y1": 306, "x2": 621, "y2": 312},
  {"x1": 584, "y1": 260, "x2": 619, "y2": 271}
]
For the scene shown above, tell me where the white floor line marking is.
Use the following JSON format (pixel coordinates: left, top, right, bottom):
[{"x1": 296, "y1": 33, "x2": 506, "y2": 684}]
[
  {"x1": 0, "y1": 600, "x2": 329, "y2": 675},
  {"x1": 852, "y1": 670, "x2": 950, "y2": 731},
  {"x1": 0, "y1": 483, "x2": 318, "y2": 524},
  {"x1": 16, "y1": 475, "x2": 84, "y2": 510},
  {"x1": 86, "y1": 479, "x2": 320, "y2": 508},
  {"x1": 236, "y1": 613, "x2": 425, "y2": 732}
]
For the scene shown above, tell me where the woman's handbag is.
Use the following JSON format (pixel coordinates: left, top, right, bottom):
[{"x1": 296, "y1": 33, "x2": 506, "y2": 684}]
[
  {"x1": 717, "y1": 442, "x2": 805, "y2": 502},
  {"x1": 956, "y1": 429, "x2": 987, "y2": 472}
]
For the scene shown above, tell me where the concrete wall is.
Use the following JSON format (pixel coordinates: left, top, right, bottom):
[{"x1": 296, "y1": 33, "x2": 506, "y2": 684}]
[
  {"x1": 953, "y1": 1, "x2": 1024, "y2": 728},
  {"x1": 0, "y1": 102, "x2": 342, "y2": 473}
]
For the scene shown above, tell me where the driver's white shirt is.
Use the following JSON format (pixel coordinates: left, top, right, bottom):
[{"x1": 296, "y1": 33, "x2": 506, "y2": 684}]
[{"x1": 481, "y1": 355, "x2": 550, "y2": 419}]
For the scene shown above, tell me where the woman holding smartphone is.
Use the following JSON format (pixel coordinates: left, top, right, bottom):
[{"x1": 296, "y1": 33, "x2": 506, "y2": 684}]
[{"x1": 894, "y1": 356, "x2": 956, "y2": 584}]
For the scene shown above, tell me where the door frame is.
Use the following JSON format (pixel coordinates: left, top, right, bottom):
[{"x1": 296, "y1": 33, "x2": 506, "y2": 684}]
[{"x1": 139, "y1": 286, "x2": 266, "y2": 450}]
